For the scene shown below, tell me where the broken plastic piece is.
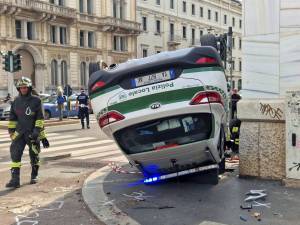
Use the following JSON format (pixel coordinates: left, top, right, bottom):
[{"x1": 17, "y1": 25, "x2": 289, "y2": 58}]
[
  {"x1": 240, "y1": 204, "x2": 252, "y2": 209},
  {"x1": 240, "y1": 215, "x2": 247, "y2": 222},
  {"x1": 244, "y1": 193, "x2": 267, "y2": 202}
]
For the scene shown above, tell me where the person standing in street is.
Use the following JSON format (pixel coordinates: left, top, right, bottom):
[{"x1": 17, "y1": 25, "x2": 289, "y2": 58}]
[
  {"x1": 231, "y1": 88, "x2": 241, "y2": 119},
  {"x1": 56, "y1": 89, "x2": 65, "y2": 121},
  {"x1": 6, "y1": 77, "x2": 45, "y2": 188},
  {"x1": 76, "y1": 88, "x2": 90, "y2": 129}
]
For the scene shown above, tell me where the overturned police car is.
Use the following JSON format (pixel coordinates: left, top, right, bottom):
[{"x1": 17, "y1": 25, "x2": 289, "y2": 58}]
[{"x1": 89, "y1": 46, "x2": 229, "y2": 184}]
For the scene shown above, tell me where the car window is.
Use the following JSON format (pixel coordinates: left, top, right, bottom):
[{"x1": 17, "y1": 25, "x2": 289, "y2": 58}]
[{"x1": 43, "y1": 96, "x2": 57, "y2": 104}]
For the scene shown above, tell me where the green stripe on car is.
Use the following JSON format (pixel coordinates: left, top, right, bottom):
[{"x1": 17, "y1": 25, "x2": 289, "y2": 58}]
[{"x1": 107, "y1": 86, "x2": 205, "y2": 114}]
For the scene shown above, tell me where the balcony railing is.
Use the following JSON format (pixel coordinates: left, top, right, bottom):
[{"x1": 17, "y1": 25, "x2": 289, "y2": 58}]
[
  {"x1": 98, "y1": 17, "x2": 141, "y2": 32},
  {"x1": 0, "y1": 0, "x2": 77, "y2": 18},
  {"x1": 167, "y1": 34, "x2": 181, "y2": 45}
]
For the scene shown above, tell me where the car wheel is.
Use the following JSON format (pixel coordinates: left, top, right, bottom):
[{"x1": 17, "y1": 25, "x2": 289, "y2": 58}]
[
  {"x1": 44, "y1": 110, "x2": 51, "y2": 120},
  {"x1": 206, "y1": 168, "x2": 219, "y2": 185},
  {"x1": 219, "y1": 157, "x2": 226, "y2": 174},
  {"x1": 200, "y1": 34, "x2": 218, "y2": 50}
]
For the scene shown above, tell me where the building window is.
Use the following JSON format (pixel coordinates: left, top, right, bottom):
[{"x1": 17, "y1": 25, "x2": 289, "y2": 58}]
[
  {"x1": 60, "y1": 27, "x2": 67, "y2": 45},
  {"x1": 182, "y1": 26, "x2": 186, "y2": 39},
  {"x1": 15, "y1": 20, "x2": 22, "y2": 39},
  {"x1": 87, "y1": 0, "x2": 92, "y2": 14},
  {"x1": 239, "y1": 60, "x2": 242, "y2": 72},
  {"x1": 58, "y1": 0, "x2": 64, "y2": 6},
  {"x1": 200, "y1": 7, "x2": 203, "y2": 17},
  {"x1": 142, "y1": 17, "x2": 147, "y2": 31},
  {"x1": 51, "y1": 59, "x2": 58, "y2": 86},
  {"x1": 200, "y1": 30, "x2": 203, "y2": 36},
  {"x1": 80, "y1": 62, "x2": 87, "y2": 87},
  {"x1": 232, "y1": 80, "x2": 235, "y2": 89},
  {"x1": 224, "y1": 15, "x2": 227, "y2": 24},
  {"x1": 208, "y1": 9, "x2": 211, "y2": 20},
  {"x1": 88, "y1": 31, "x2": 94, "y2": 48},
  {"x1": 183, "y1": 1, "x2": 186, "y2": 13},
  {"x1": 232, "y1": 37, "x2": 235, "y2": 49},
  {"x1": 61, "y1": 61, "x2": 68, "y2": 86},
  {"x1": 142, "y1": 49, "x2": 148, "y2": 58},
  {"x1": 215, "y1": 12, "x2": 218, "y2": 22},
  {"x1": 156, "y1": 20, "x2": 161, "y2": 33},
  {"x1": 239, "y1": 38, "x2": 242, "y2": 49},
  {"x1": 239, "y1": 19, "x2": 242, "y2": 29},
  {"x1": 79, "y1": 0, "x2": 84, "y2": 13},
  {"x1": 170, "y1": 23, "x2": 174, "y2": 40},
  {"x1": 170, "y1": 0, "x2": 174, "y2": 9},
  {"x1": 232, "y1": 17, "x2": 235, "y2": 27},
  {"x1": 79, "y1": 30, "x2": 84, "y2": 47},
  {"x1": 232, "y1": 59, "x2": 235, "y2": 71},
  {"x1": 192, "y1": 4, "x2": 195, "y2": 15},
  {"x1": 27, "y1": 22, "x2": 34, "y2": 40},
  {"x1": 113, "y1": 36, "x2": 127, "y2": 52},
  {"x1": 50, "y1": 25, "x2": 56, "y2": 43},
  {"x1": 238, "y1": 79, "x2": 242, "y2": 90},
  {"x1": 156, "y1": 0, "x2": 160, "y2": 5},
  {"x1": 191, "y1": 28, "x2": 195, "y2": 45}
]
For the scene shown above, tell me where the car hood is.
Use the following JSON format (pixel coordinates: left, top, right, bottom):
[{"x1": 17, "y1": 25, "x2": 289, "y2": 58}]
[{"x1": 0, "y1": 103, "x2": 11, "y2": 110}]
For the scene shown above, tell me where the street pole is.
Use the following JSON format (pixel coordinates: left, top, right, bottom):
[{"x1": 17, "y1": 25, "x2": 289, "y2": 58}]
[{"x1": 227, "y1": 27, "x2": 233, "y2": 121}]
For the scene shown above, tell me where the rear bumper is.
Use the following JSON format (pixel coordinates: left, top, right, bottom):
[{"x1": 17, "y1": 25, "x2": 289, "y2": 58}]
[{"x1": 144, "y1": 164, "x2": 219, "y2": 183}]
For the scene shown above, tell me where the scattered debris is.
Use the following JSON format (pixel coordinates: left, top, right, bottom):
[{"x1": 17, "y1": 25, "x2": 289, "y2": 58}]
[
  {"x1": 244, "y1": 190, "x2": 267, "y2": 202},
  {"x1": 240, "y1": 203, "x2": 252, "y2": 210},
  {"x1": 252, "y1": 212, "x2": 262, "y2": 221},
  {"x1": 158, "y1": 206, "x2": 175, "y2": 209},
  {"x1": 122, "y1": 191, "x2": 153, "y2": 201},
  {"x1": 273, "y1": 212, "x2": 283, "y2": 218},
  {"x1": 108, "y1": 162, "x2": 141, "y2": 174},
  {"x1": 252, "y1": 201, "x2": 271, "y2": 208},
  {"x1": 240, "y1": 215, "x2": 247, "y2": 222},
  {"x1": 106, "y1": 192, "x2": 111, "y2": 195}
]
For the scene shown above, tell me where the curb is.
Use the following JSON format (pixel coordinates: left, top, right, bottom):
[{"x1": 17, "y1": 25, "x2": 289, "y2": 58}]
[
  {"x1": 0, "y1": 120, "x2": 79, "y2": 130},
  {"x1": 82, "y1": 165, "x2": 140, "y2": 225}
]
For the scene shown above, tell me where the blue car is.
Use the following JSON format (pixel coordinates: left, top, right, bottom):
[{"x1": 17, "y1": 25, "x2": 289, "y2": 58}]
[{"x1": 43, "y1": 95, "x2": 78, "y2": 120}]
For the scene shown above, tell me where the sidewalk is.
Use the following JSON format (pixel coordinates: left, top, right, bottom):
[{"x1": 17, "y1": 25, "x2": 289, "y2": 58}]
[
  {"x1": 0, "y1": 118, "x2": 79, "y2": 129},
  {"x1": 82, "y1": 163, "x2": 300, "y2": 225}
]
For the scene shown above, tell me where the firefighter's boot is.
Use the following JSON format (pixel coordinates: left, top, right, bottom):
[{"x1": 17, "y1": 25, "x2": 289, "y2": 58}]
[
  {"x1": 30, "y1": 165, "x2": 39, "y2": 184},
  {"x1": 5, "y1": 168, "x2": 20, "y2": 188}
]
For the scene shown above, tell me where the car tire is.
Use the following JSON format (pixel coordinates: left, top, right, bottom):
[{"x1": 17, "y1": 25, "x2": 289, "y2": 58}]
[
  {"x1": 219, "y1": 157, "x2": 226, "y2": 174},
  {"x1": 44, "y1": 110, "x2": 51, "y2": 120},
  {"x1": 205, "y1": 168, "x2": 219, "y2": 185},
  {"x1": 200, "y1": 34, "x2": 218, "y2": 50}
]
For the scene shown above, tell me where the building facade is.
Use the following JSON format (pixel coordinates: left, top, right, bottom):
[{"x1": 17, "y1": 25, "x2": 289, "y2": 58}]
[
  {"x1": 0, "y1": 0, "x2": 140, "y2": 96},
  {"x1": 136, "y1": 0, "x2": 242, "y2": 90}
]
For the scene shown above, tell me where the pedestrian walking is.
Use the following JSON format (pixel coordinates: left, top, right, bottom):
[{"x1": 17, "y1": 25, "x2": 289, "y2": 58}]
[
  {"x1": 56, "y1": 89, "x2": 65, "y2": 121},
  {"x1": 231, "y1": 88, "x2": 241, "y2": 119},
  {"x1": 76, "y1": 88, "x2": 90, "y2": 129},
  {"x1": 5, "y1": 77, "x2": 46, "y2": 188}
]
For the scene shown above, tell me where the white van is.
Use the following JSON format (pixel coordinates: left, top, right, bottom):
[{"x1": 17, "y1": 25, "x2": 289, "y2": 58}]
[{"x1": 89, "y1": 46, "x2": 229, "y2": 184}]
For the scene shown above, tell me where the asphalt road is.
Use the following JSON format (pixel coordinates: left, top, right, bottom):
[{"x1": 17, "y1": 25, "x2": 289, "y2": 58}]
[{"x1": 0, "y1": 121, "x2": 109, "y2": 225}]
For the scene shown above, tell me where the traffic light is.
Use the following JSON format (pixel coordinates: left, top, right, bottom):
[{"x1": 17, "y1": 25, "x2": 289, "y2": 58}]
[
  {"x1": 2, "y1": 54, "x2": 10, "y2": 72},
  {"x1": 13, "y1": 54, "x2": 21, "y2": 72}
]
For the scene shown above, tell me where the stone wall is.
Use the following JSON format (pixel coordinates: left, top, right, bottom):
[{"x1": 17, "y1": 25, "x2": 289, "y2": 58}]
[{"x1": 238, "y1": 99, "x2": 286, "y2": 180}]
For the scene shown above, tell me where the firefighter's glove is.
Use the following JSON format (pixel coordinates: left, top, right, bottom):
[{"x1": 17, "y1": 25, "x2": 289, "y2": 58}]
[
  {"x1": 31, "y1": 129, "x2": 40, "y2": 141},
  {"x1": 41, "y1": 138, "x2": 50, "y2": 148}
]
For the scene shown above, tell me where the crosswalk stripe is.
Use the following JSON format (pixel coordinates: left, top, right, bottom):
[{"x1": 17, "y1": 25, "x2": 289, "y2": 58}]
[
  {"x1": 71, "y1": 149, "x2": 121, "y2": 160},
  {"x1": 0, "y1": 134, "x2": 79, "y2": 149},
  {"x1": 36, "y1": 139, "x2": 114, "y2": 153},
  {"x1": 70, "y1": 144, "x2": 118, "y2": 157},
  {"x1": 105, "y1": 155, "x2": 128, "y2": 163},
  {"x1": 0, "y1": 132, "x2": 60, "y2": 140}
]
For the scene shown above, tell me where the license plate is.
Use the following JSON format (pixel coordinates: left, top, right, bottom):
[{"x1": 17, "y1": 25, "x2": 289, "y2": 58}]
[{"x1": 132, "y1": 70, "x2": 173, "y2": 87}]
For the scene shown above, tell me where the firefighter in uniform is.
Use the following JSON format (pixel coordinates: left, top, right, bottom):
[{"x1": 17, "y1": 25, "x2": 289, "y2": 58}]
[
  {"x1": 229, "y1": 118, "x2": 242, "y2": 153},
  {"x1": 6, "y1": 77, "x2": 46, "y2": 188},
  {"x1": 76, "y1": 88, "x2": 90, "y2": 129}
]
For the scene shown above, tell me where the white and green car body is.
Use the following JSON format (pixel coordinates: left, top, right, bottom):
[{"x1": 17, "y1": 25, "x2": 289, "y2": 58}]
[{"x1": 89, "y1": 47, "x2": 229, "y2": 183}]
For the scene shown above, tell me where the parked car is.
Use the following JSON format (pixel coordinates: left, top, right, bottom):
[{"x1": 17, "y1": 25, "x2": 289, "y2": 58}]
[
  {"x1": 43, "y1": 95, "x2": 78, "y2": 120},
  {"x1": 0, "y1": 102, "x2": 11, "y2": 120},
  {"x1": 89, "y1": 46, "x2": 229, "y2": 184}
]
